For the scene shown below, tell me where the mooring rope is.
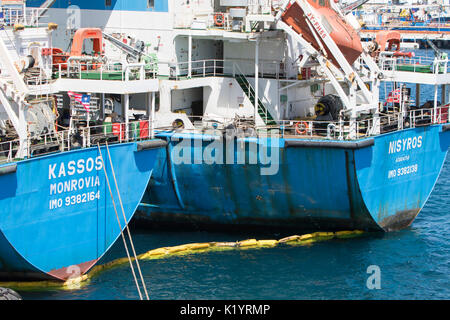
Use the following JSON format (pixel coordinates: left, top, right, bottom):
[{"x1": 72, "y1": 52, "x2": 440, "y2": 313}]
[
  {"x1": 104, "y1": 141, "x2": 149, "y2": 300},
  {"x1": 0, "y1": 230, "x2": 365, "y2": 292},
  {"x1": 96, "y1": 143, "x2": 144, "y2": 300}
]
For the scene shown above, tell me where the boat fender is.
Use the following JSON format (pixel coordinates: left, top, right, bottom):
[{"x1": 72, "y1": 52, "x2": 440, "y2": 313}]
[
  {"x1": 315, "y1": 95, "x2": 344, "y2": 120},
  {"x1": 0, "y1": 164, "x2": 17, "y2": 176},
  {"x1": 443, "y1": 124, "x2": 450, "y2": 132},
  {"x1": 0, "y1": 287, "x2": 22, "y2": 300},
  {"x1": 172, "y1": 119, "x2": 185, "y2": 130},
  {"x1": 284, "y1": 138, "x2": 374, "y2": 150},
  {"x1": 136, "y1": 139, "x2": 167, "y2": 151}
]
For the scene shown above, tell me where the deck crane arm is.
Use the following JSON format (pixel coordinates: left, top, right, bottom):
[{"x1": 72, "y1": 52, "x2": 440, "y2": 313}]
[
  {"x1": 274, "y1": 0, "x2": 383, "y2": 123},
  {"x1": 102, "y1": 32, "x2": 159, "y2": 73},
  {"x1": 102, "y1": 32, "x2": 147, "y2": 63},
  {"x1": 275, "y1": 1, "x2": 375, "y2": 107},
  {"x1": 424, "y1": 37, "x2": 448, "y2": 68},
  {"x1": 36, "y1": 0, "x2": 57, "y2": 22},
  {"x1": 425, "y1": 37, "x2": 443, "y2": 57}
]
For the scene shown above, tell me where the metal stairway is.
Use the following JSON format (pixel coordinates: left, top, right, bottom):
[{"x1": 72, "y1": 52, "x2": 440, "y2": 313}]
[{"x1": 234, "y1": 71, "x2": 276, "y2": 126}]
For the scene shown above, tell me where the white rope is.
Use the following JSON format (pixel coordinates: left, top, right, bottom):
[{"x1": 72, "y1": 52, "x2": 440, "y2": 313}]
[
  {"x1": 96, "y1": 143, "x2": 144, "y2": 300},
  {"x1": 105, "y1": 141, "x2": 150, "y2": 300}
]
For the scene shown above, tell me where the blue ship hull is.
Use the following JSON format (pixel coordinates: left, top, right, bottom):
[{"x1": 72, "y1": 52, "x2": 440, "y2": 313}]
[
  {"x1": 0, "y1": 141, "x2": 162, "y2": 281},
  {"x1": 137, "y1": 124, "x2": 450, "y2": 232}
]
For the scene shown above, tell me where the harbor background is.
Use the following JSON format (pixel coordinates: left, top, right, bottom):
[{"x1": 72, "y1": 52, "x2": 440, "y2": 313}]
[{"x1": 16, "y1": 48, "x2": 450, "y2": 300}]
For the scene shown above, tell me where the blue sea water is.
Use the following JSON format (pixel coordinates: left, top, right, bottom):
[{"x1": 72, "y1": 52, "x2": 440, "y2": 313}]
[
  {"x1": 17, "y1": 49, "x2": 450, "y2": 300},
  {"x1": 18, "y1": 155, "x2": 450, "y2": 300}
]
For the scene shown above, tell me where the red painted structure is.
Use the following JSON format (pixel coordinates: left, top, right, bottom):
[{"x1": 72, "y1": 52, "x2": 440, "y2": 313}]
[
  {"x1": 48, "y1": 28, "x2": 104, "y2": 70},
  {"x1": 281, "y1": 0, "x2": 363, "y2": 67}
]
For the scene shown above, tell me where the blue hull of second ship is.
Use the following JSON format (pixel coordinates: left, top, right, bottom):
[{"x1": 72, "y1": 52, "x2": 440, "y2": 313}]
[
  {"x1": 137, "y1": 124, "x2": 450, "y2": 232},
  {"x1": 0, "y1": 140, "x2": 163, "y2": 281}
]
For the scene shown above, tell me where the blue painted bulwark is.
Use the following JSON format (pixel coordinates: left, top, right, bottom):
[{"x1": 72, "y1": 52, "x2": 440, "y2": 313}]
[
  {"x1": 284, "y1": 138, "x2": 375, "y2": 149},
  {"x1": 0, "y1": 141, "x2": 160, "y2": 281},
  {"x1": 138, "y1": 124, "x2": 450, "y2": 232},
  {"x1": 25, "y1": 0, "x2": 169, "y2": 12}
]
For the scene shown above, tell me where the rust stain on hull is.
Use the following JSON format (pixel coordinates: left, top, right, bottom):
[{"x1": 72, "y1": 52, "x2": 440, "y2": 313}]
[
  {"x1": 47, "y1": 259, "x2": 99, "y2": 281},
  {"x1": 379, "y1": 209, "x2": 420, "y2": 232}
]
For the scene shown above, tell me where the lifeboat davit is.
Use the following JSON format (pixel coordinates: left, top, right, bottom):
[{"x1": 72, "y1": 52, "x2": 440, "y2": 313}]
[{"x1": 281, "y1": 0, "x2": 363, "y2": 67}]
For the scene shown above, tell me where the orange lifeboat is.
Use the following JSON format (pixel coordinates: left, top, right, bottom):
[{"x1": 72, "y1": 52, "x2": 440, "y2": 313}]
[
  {"x1": 50, "y1": 28, "x2": 104, "y2": 70},
  {"x1": 281, "y1": 0, "x2": 363, "y2": 67},
  {"x1": 374, "y1": 30, "x2": 401, "y2": 53}
]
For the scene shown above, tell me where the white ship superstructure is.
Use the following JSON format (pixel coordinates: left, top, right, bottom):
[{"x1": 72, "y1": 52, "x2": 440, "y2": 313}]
[
  {"x1": 13, "y1": 0, "x2": 381, "y2": 137},
  {"x1": 0, "y1": 0, "x2": 447, "y2": 146}
]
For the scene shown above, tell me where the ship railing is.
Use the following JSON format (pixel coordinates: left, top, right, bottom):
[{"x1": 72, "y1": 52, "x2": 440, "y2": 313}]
[
  {"x1": 355, "y1": 104, "x2": 449, "y2": 137},
  {"x1": 248, "y1": 0, "x2": 275, "y2": 14},
  {"x1": 379, "y1": 53, "x2": 450, "y2": 74},
  {"x1": 154, "y1": 117, "x2": 347, "y2": 140},
  {"x1": 0, "y1": 139, "x2": 19, "y2": 165},
  {"x1": 171, "y1": 59, "x2": 226, "y2": 79},
  {"x1": 0, "y1": 7, "x2": 49, "y2": 28},
  {"x1": 153, "y1": 115, "x2": 348, "y2": 140},
  {"x1": 256, "y1": 119, "x2": 343, "y2": 139},
  {"x1": 229, "y1": 59, "x2": 286, "y2": 80},
  {"x1": 53, "y1": 61, "x2": 158, "y2": 81},
  {"x1": 141, "y1": 103, "x2": 449, "y2": 142},
  {"x1": 256, "y1": 105, "x2": 449, "y2": 140},
  {"x1": 24, "y1": 67, "x2": 50, "y2": 86},
  {"x1": 57, "y1": 119, "x2": 156, "y2": 152},
  {"x1": 174, "y1": 11, "x2": 232, "y2": 31},
  {"x1": 363, "y1": 22, "x2": 450, "y2": 29},
  {"x1": 0, "y1": 119, "x2": 158, "y2": 164},
  {"x1": 169, "y1": 58, "x2": 286, "y2": 80}
]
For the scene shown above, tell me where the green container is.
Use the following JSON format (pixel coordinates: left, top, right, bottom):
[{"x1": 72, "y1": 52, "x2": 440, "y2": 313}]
[
  {"x1": 104, "y1": 122, "x2": 113, "y2": 134},
  {"x1": 130, "y1": 122, "x2": 140, "y2": 139}
]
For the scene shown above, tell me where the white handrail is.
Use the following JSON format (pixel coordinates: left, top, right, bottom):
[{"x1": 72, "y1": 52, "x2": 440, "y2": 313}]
[
  {"x1": 54, "y1": 61, "x2": 158, "y2": 81},
  {"x1": 0, "y1": 118, "x2": 157, "y2": 164}
]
